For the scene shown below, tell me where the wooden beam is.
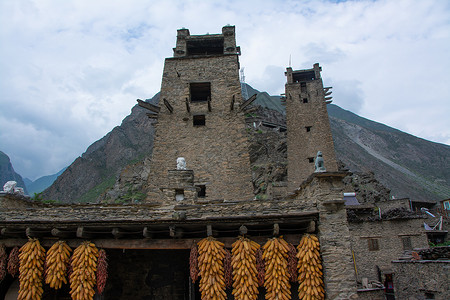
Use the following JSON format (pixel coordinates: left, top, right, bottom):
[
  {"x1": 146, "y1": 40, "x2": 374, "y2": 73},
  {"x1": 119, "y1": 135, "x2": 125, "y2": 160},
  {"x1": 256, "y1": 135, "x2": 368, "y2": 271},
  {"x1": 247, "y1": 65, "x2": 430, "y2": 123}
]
[
  {"x1": 143, "y1": 227, "x2": 153, "y2": 239},
  {"x1": 0, "y1": 234, "x2": 304, "y2": 249},
  {"x1": 112, "y1": 228, "x2": 125, "y2": 239},
  {"x1": 26, "y1": 227, "x2": 47, "y2": 238},
  {"x1": 1, "y1": 227, "x2": 25, "y2": 238},
  {"x1": 239, "y1": 225, "x2": 248, "y2": 235},
  {"x1": 207, "y1": 97, "x2": 212, "y2": 112},
  {"x1": 163, "y1": 98, "x2": 173, "y2": 113},
  {"x1": 239, "y1": 94, "x2": 257, "y2": 111},
  {"x1": 137, "y1": 99, "x2": 161, "y2": 113},
  {"x1": 76, "y1": 227, "x2": 95, "y2": 239},
  {"x1": 51, "y1": 228, "x2": 73, "y2": 239},
  {"x1": 230, "y1": 95, "x2": 235, "y2": 111},
  {"x1": 206, "y1": 225, "x2": 213, "y2": 237},
  {"x1": 273, "y1": 223, "x2": 280, "y2": 236},
  {"x1": 306, "y1": 221, "x2": 316, "y2": 233},
  {"x1": 185, "y1": 98, "x2": 190, "y2": 113}
]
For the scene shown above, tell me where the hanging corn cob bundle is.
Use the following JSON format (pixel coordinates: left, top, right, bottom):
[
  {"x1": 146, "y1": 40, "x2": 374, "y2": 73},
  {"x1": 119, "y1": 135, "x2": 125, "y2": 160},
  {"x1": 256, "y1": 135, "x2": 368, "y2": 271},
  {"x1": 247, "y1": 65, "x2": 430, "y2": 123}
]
[
  {"x1": 18, "y1": 238, "x2": 46, "y2": 300},
  {"x1": 0, "y1": 244, "x2": 6, "y2": 281},
  {"x1": 296, "y1": 234, "x2": 324, "y2": 300},
  {"x1": 69, "y1": 241, "x2": 99, "y2": 300},
  {"x1": 189, "y1": 243, "x2": 199, "y2": 283},
  {"x1": 197, "y1": 237, "x2": 226, "y2": 300},
  {"x1": 7, "y1": 246, "x2": 20, "y2": 277},
  {"x1": 96, "y1": 249, "x2": 108, "y2": 295},
  {"x1": 45, "y1": 241, "x2": 72, "y2": 289},
  {"x1": 256, "y1": 248, "x2": 265, "y2": 287},
  {"x1": 262, "y1": 237, "x2": 291, "y2": 300},
  {"x1": 231, "y1": 236, "x2": 260, "y2": 300},
  {"x1": 287, "y1": 243, "x2": 298, "y2": 283},
  {"x1": 223, "y1": 248, "x2": 232, "y2": 289}
]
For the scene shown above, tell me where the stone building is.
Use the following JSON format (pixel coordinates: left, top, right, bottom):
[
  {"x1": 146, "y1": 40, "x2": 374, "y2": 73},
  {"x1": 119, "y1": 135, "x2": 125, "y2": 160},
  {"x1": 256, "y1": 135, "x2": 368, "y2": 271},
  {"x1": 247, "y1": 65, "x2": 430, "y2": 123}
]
[
  {"x1": 146, "y1": 26, "x2": 253, "y2": 203},
  {"x1": 285, "y1": 65, "x2": 338, "y2": 190},
  {"x1": 0, "y1": 26, "x2": 359, "y2": 299}
]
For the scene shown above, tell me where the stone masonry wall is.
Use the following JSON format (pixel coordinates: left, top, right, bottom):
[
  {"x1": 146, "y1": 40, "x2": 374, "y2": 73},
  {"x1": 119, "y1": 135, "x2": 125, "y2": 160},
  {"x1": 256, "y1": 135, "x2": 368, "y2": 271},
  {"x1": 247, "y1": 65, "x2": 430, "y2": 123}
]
[
  {"x1": 285, "y1": 66, "x2": 338, "y2": 190},
  {"x1": 311, "y1": 174, "x2": 358, "y2": 299},
  {"x1": 146, "y1": 54, "x2": 253, "y2": 203},
  {"x1": 393, "y1": 260, "x2": 449, "y2": 300},
  {"x1": 349, "y1": 218, "x2": 428, "y2": 282}
]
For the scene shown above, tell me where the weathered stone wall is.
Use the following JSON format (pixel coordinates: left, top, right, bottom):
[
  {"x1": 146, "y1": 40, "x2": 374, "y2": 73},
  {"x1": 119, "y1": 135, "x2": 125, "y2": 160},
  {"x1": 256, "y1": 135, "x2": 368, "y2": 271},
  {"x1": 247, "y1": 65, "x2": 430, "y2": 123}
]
[
  {"x1": 146, "y1": 53, "x2": 253, "y2": 203},
  {"x1": 376, "y1": 198, "x2": 411, "y2": 211},
  {"x1": 349, "y1": 218, "x2": 428, "y2": 282},
  {"x1": 393, "y1": 260, "x2": 450, "y2": 300},
  {"x1": 310, "y1": 173, "x2": 358, "y2": 299},
  {"x1": 285, "y1": 65, "x2": 338, "y2": 190}
]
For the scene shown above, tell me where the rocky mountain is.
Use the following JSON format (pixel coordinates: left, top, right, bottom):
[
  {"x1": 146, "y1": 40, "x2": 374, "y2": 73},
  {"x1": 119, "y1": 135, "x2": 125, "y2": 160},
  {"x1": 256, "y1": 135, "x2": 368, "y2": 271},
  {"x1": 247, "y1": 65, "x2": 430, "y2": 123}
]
[
  {"x1": 41, "y1": 95, "x2": 156, "y2": 203},
  {"x1": 40, "y1": 86, "x2": 449, "y2": 204},
  {"x1": 0, "y1": 151, "x2": 28, "y2": 194}
]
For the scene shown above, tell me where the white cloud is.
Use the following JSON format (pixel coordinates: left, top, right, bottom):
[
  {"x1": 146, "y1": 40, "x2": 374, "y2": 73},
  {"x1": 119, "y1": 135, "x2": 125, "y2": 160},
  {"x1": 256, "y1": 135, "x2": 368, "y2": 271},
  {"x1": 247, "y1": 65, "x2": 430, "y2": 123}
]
[{"x1": 0, "y1": 0, "x2": 449, "y2": 179}]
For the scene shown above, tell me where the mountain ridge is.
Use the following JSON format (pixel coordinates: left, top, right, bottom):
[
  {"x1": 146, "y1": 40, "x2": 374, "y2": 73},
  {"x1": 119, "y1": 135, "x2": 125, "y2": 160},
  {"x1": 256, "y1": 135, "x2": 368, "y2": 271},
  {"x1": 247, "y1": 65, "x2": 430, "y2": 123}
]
[{"x1": 6, "y1": 85, "x2": 448, "y2": 203}]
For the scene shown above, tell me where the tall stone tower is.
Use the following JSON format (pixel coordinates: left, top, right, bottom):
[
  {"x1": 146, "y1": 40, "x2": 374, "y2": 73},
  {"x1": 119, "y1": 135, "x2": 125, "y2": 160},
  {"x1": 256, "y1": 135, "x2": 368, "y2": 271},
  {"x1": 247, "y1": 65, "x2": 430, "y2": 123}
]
[
  {"x1": 285, "y1": 63, "x2": 338, "y2": 190},
  {"x1": 145, "y1": 26, "x2": 253, "y2": 203}
]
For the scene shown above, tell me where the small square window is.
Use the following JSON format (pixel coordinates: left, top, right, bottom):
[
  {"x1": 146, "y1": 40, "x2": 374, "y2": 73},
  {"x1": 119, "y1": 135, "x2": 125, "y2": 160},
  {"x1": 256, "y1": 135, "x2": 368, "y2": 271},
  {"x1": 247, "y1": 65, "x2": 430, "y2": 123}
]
[
  {"x1": 303, "y1": 98, "x2": 308, "y2": 103},
  {"x1": 197, "y1": 185, "x2": 206, "y2": 198},
  {"x1": 305, "y1": 126, "x2": 312, "y2": 132},
  {"x1": 308, "y1": 157, "x2": 314, "y2": 163},
  {"x1": 190, "y1": 82, "x2": 211, "y2": 102},
  {"x1": 368, "y1": 238, "x2": 379, "y2": 251},
  {"x1": 193, "y1": 115, "x2": 205, "y2": 126},
  {"x1": 402, "y1": 236, "x2": 412, "y2": 250}
]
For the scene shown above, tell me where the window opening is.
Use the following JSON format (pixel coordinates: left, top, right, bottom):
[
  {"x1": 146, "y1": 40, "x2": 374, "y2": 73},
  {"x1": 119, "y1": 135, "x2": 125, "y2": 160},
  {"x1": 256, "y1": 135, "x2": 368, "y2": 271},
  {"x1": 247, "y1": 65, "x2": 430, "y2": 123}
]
[
  {"x1": 175, "y1": 189, "x2": 184, "y2": 201},
  {"x1": 190, "y1": 82, "x2": 211, "y2": 102},
  {"x1": 197, "y1": 185, "x2": 206, "y2": 198},
  {"x1": 193, "y1": 115, "x2": 206, "y2": 126},
  {"x1": 402, "y1": 236, "x2": 412, "y2": 251},
  {"x1": 187, "y1": 37, "x2": 224, "y2": 56},
  {"x1": 305, "y1": 126, "x2": 312, "y2": 132},
  {"x1": 293, "y1": 71, "x2": 316, "y2": 83},
  {"x1": 308, "y1": 157, "x2": 314, "y2": 163},
  {"x1": 303, "y1": 98, "x2": 308, "y2": 103},
  {"x1": 368, "y1": 239, "x2": 379, "y2": 251},
  {"x1": 300, "y1": 82, "x2": 307, "y2": 93}
]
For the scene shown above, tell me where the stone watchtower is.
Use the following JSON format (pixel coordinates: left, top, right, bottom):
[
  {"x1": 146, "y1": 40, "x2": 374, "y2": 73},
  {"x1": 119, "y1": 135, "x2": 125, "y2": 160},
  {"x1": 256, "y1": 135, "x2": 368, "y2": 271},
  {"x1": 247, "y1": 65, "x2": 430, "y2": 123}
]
[
  {"x1": 145, "y1": 26, "x2": 253, "y2": 203},
  {"x1": 285, "y1": 64, "x2": 338, "y2": 190}
]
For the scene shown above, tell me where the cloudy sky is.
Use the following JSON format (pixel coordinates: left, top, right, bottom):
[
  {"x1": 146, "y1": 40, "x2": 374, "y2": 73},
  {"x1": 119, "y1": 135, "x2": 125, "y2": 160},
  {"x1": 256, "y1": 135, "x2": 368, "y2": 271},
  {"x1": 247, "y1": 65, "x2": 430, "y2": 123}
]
[{"x1": 1, "y1": 0, "x2": 449, "y2": 180}]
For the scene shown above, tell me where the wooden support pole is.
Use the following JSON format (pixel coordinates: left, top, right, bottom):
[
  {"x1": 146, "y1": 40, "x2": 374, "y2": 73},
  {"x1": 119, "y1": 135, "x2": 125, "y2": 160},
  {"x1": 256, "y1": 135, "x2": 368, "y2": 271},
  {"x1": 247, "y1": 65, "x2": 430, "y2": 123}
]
[
  {"x1": 239, "y1": 225, "x2": 248, "y2": 235},
  {"x1": 137, "y1": 99, "x2": 161, "y2": 113},
  {"x1": 112, "y1": 228, "x2": 125, "y2": 239},
  {"x1": 239, "y1": 94, "x2": 257, "y2": 111},
  {"x1": 207, "y1": 97, "x2": 212, "y2": 112},
  {"x1": 306, "y1": 221, "x2": 316, "y2": 233},
  {"x1": 76, "y1": 227, "x2": 95, "y2": 239},
  {"x1": 143, "y1": 227, "x2": 153, "y2": 239},
  {"x1": 169, "y1": 226, "x2": 175, "y2": 238},
  {"x1": 273, "y1": 223, "x2": 280, "y2": 236},
  {"x1": 206, "y1": 225, "x2": 213, "y2": 237},
  {"x1": 163, "y1": 98, "x2": 173, "y2": 113},
  {"x1": 185, "y1": 98, "x2": 190, "y2": 113}
]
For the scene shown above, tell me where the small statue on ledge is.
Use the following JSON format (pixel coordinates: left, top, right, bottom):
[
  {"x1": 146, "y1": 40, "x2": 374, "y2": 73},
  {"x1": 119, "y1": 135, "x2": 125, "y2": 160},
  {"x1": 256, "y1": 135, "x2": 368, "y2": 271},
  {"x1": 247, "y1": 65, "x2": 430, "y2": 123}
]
[
  {"x1": 177, "y1": 157, "x2": 186, "y2": 170},
  {"x1": 314, "y1": 151, "x2": 326, "y2": 172}
]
